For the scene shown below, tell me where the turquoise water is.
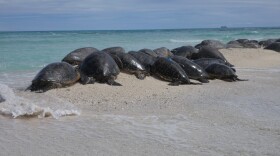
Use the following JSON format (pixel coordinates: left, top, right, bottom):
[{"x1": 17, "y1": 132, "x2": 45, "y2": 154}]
[{"x1": 0, "y1": 27, "x2": 280, "y2": 87}]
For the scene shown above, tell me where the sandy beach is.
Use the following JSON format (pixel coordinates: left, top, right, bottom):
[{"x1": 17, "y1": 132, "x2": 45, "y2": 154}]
[{"x1": 1, "y1": 48, "x2": 280, "y2": 155}]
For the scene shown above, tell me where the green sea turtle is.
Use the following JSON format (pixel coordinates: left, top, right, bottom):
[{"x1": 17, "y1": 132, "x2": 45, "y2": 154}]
[
  {"x1": 80, "y1": 52, "x2": 121, "y2": 85},
  {"x1": 102, "y1": 47, "x2": 125, "y2": 55},
  {"x1": 195, "y1": 40, "x2": 226, "y2": 49},
  {"x1": 171, "y1": 46, "x2": 198, "y2": 59},
  {"x1": 105, "y1": 52, "x2": 147, "y2": 80},
  {"x1": 153, "y1": 47, "x2": 173, "y2": 57},
  {"x1": 62, "y1": 47, "x2": 99, "y2": 65},
  {"x1": 151, "y1": 57, "x2": 196, "y2": 85},
  {"x1": 205, "y1": 63, "x2": 248, "y2": 82},
  {"x1": 193, "y1": 58, "x2": 236, "y2": 72},
  {"x1": 191, "y1": 46, "x2": 234, "y2": 67},
  {"x1": 128, "y1": 51, "x2": 157, "y2": 74},
  {"x1": 139, "y1": 48, "x2": 158, "y2": 57},
  {"x1": 265, "y1": 42, "x2": 280, "y2": 52},
  {"x1": 27, "y1": 62, "x2": 80, "y2": 92},
  {"x1": 171, "y1": 56, "x2": 209, "y2": 83}
]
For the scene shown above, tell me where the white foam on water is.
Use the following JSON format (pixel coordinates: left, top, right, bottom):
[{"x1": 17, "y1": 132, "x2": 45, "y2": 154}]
[
  {"x1": 169, "y1": 39, "x2": 202, "y2": 44},
  {"x1": 0, "y1": 83, "x2": 80, "y2": 119}
]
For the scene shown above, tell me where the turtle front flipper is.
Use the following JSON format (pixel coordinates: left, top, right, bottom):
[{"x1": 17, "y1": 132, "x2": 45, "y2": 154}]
[
  {"x1": 27, "y1": 81, "x2": 61, "y2": 93},
  {"x1": 106, "y1": 77, "x2": 122, "y2": 86},
  {"x1": 197, "y1": 78, "x2": 209, "y2": 83},
  {"x1": 168, "y1": 81, "x2": 181, "y2": 86},
  {"x1": 135, "y1": 71, "x2": 146, "y2": 80},
  {"x1": 80, "y1": 73, "x2": 95, "y2": 85}
]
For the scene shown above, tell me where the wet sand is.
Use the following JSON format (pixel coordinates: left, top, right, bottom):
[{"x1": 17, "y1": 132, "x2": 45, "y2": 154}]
[{"x1": 1, "y1": 48, "x2": 280, "y2": 155}]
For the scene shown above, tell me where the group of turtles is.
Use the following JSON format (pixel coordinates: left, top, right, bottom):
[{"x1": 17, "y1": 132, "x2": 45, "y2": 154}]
[{"x1": 26, "y1": 40, "x2": 252, "y2": 93}]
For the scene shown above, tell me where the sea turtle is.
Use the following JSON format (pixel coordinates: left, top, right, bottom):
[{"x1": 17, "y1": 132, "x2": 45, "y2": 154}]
[
  {"x1": 128, "y1": 51, "x2": 157, "y2": 74},
  {"x1": 226, "y1": 40, "x2": 243, "y2": 48},
  {"x1": 106, "y1": 52, "x2": 147, "y2": 80},
  {"x1": 265, "y1": 42, "x2": 280, "y2": 52},
  {"x1": 195, "y1": 40, "x2": 226, "y2": 49},
  {"x1": 139, "y1": 48, "x2": 158, "y2": 57},
  {"x1": 151, "y1": 57, "x2": 195, "y2": 85},
  {"x1": 27, "y1": 62, "x2": 80, "y2": 92},
  {"x1": 171, "y1": 56, "x2": 209, "y2": 83},
  {"x1": 80, "y1": 52, "x2": 121, "y2": 85},
  {"x1": 102, "y1": 47, "x2": 125, "y2": 55},
  {"x1": 171, "y1": 46, "x2": 198, "y2": 59},
  {"x1": 205, "y1": 63, "x2": 247, "y2": 82},
  {"x1": 192, "y1": 58, "x2": 236, "y2": 72},
  {"x1": 259, "y1": 39, "x2": 278, "y2": 47},
  {"x1": 62, "y1": 47, "x2": 99, "y2": 65},
  {"x1": 153, "y1": 47, "x2": 173, "y2": 57},
  {"x1": 191, "y1": 46, "x2": 234, "y2": 67}
]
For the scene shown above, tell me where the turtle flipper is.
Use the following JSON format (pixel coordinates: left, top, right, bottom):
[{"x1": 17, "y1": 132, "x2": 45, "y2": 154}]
[
  {"x1": 197, "y1": 78, "x2": 209, "y2": 83},
  {"x1": 235, "y1": 77, "x2": 249, "y2": 81},
  {"x1": 169, "y1": 81, "x2": 180, "y2": 86},
  {"x1": 107, "y1": 78, "x2": 122, "y2": 86},
  {"x1": 80, "y1": 71, "x2": 95, "y2": 85},
  {"x1": 135, "y1": 71, "x2": 146, "y2": 80}
]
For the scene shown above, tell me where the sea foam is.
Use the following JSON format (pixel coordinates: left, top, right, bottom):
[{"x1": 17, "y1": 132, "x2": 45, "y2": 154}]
[{"x1": 0, "y1": 83, "x2": 80, "y2": 119}]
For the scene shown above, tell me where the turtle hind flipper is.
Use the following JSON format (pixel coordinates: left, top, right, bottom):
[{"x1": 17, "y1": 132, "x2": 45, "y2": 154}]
[{"x1": 135, "y1": 71, "x2": 146, "y2": 80}]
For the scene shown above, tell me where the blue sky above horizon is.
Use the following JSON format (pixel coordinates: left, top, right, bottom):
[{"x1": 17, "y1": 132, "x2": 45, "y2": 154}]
[{"x1": 0, "y1": 0, "x2": 279, "y2": 31}]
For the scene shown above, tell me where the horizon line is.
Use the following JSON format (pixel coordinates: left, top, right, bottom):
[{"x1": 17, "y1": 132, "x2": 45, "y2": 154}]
[{"x1": 0, "y1": 26, "x2": 280, "y2": 32}]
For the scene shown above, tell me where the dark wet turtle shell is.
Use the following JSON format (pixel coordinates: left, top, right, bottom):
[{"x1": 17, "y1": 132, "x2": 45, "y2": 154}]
[
  {"x1": 191, "y1": 46, "x2": 234, "y2": 67},
  {"x1": 153, "y1": 47, "x2": 173, "y2": 57},
  {"x1": 128, "y1": 51, "x2": 157, "y2": 74},
  {"x1": 80, "y1": 52, "x2": 121, "y2": 85},
  {"x1": 102, "y1": 47, "x2": 125, "y2": 55},
  {"x1": 192, "y1": 58, "x2": 236, "y2": 72},
  {"x1": 205, "y1": 63, "x2": 247, "y2": 82},
  {"x1": 151, "y1": 57, "x2": 191, "y2": 85},
  {"x1": 62, "y1": 47, "x2": 99, "y2": 65},
  {"x1": 27, "y1": 62, "x2": 80, "y2": 92},
  {"x1": 171, "y1": 56, "x2": 209, "y2": 83}
]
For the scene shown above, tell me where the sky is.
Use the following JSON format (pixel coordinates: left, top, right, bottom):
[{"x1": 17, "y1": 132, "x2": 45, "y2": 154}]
[{"x1": 0, "y1": 0, "x2": 279, "y2": 31}]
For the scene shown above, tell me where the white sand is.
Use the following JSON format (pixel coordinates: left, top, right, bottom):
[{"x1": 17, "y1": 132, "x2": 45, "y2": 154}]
[{"x1": 1, "y1": 48, "x2": 280, "y2": 155}]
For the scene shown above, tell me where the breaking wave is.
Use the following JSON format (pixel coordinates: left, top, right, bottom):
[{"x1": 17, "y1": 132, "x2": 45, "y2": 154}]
[{"x1": 0, "y1": 83, "x2": 80, "y2": 119}]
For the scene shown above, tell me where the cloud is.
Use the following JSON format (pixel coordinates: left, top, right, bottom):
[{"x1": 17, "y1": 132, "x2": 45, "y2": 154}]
[{"x1": 0, "y1": 0, "x2": 279, "y2": 30}]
